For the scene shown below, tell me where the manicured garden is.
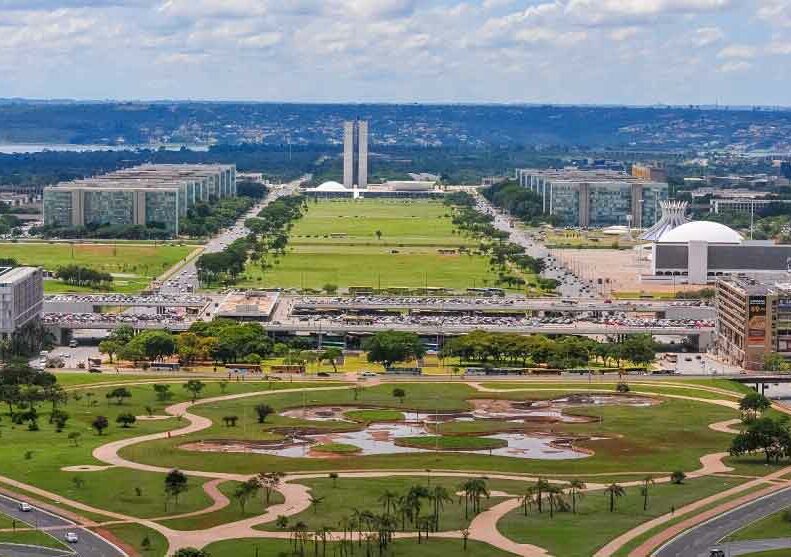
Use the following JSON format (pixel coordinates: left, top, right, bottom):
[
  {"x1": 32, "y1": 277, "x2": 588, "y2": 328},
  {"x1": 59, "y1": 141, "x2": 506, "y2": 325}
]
[{"x1": 238, "y1": 199, "x2": 531, "y2": 291}]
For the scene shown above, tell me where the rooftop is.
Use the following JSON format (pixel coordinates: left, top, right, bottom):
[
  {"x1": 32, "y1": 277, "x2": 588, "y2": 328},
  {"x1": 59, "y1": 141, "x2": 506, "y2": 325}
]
[{"x1": 658, "y1": 221, "x2": 743, "y2": 244}]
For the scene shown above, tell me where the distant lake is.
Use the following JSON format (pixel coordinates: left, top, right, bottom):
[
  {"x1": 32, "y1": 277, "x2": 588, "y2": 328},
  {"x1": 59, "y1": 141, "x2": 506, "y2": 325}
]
[{"x1": 0, "y1": 143, "x2": 210, "y2": 154}]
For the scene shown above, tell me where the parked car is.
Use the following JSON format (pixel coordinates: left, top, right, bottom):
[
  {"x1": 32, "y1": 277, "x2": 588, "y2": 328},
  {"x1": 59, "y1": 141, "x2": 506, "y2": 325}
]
[
  {"x1": 317, "y1": 372, "x2": 330, "y2": 377},
  {"x1": 360, "y1": 371, "x2": 378, "y2": 377}
]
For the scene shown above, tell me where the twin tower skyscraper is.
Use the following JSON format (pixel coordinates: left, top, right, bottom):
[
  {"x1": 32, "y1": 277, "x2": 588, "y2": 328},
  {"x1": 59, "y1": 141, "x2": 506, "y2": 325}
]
[{"x1": 343, "y1": 120, "x2": 368, "y2": 189}]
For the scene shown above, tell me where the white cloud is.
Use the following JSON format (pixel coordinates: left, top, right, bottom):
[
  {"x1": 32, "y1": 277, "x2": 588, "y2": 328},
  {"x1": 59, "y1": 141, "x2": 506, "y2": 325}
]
[
  {"x1": 717, "y1": 44, "x2": 757, "y2": 59},
  {"x1": 757, "y1": 0, "x2": 791, "y2": 28},
  {"x1": 718, "y1": 60, "x2": 752, "y2": 72},
  {"x1": 566, "y1": 0, "x2": 732, "y2": 25},
  {"x1": 692, "y1": 26, "x2": 723, "y2": 46},
  {"x1": 767, "y1": 40, "x2": 791, "y2": 54},
  {"x1": 609, "y1": 26, "x2": 641, "y2": 41}
]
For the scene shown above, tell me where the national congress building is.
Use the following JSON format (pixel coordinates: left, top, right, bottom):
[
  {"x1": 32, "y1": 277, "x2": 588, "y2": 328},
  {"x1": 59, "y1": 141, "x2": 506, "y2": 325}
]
[{"x1": 43, "y1": 164, "x2": 236, "y2": 236}]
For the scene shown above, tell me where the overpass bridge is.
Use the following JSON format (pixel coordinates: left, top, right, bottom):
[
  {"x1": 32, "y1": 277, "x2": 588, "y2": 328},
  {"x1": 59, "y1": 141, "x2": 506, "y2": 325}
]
[
  {"x1": 263, "y1": 321, "x2": 715, "y2": 349},
  {"x1": 44, "y1": 294, "x2": 211, "y2": 313},
  {"x1": 292, "y1": 297, "x2": 714, "y2": 319}
]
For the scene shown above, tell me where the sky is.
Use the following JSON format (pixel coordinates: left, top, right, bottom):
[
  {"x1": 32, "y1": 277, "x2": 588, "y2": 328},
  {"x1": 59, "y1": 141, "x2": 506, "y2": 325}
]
[{"x1": 0, "y1": 0, "x2": 789, "y2": 106}]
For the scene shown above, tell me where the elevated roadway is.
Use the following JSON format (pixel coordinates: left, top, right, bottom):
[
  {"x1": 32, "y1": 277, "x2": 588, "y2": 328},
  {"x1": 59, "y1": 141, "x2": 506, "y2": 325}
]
[{"x1": 293, "y1": 296, "x2": 714, "y2": 317}]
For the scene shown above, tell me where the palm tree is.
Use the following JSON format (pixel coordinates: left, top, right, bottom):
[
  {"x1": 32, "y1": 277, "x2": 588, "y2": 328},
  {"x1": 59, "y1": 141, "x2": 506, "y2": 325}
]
[
  {"x1": 309, "y1": 494, "x2": 325, "y2": 514},
  {"x1": 378, "y1": 490, "x2": 399, "y2": 516},
  {"x1": 604, "y1": 483, "x2": 626, "y2": 513},
  {"x1": 533, "y1": 478, "x2": 550, "y2": 513},
  {"x1": 545, "y1": 485, "x2": 568, "y2": 519},
  {"x1": 641, "y1": 476, "x2": 655, "y2": 511},
  {"x1": 461, "y1": 478, "x2": 489, "y2": 515},
  {"x1": 430, "y1": 485, "x2": 453, "y2": 530},
  {"x1": 567, "y1": 479, "x2": 586, "y2": 514}
]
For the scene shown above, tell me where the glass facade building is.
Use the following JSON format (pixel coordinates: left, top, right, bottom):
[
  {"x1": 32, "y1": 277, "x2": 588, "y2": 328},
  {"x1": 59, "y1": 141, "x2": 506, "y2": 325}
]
[
  {"x1": 43, "y1": 164, "x2": 236, "y2": 236},
  {"x1": 515, "y1": 169, "x2": 669, "y2": 228}
]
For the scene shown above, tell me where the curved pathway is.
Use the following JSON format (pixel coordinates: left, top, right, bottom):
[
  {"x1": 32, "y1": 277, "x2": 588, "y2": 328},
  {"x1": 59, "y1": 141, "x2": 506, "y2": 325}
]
[{"x1": 5, "y1": 378, "x2": 757, "y2": 556}]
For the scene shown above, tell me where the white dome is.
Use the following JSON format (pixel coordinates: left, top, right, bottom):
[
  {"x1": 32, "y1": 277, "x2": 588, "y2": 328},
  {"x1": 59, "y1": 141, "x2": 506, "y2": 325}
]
[
  {"x1": 658, "y1": 221, "x2": 743, "y2": 244},
  {"x1": 314, "y1": 181, "x2": 349, "y2": 192}
]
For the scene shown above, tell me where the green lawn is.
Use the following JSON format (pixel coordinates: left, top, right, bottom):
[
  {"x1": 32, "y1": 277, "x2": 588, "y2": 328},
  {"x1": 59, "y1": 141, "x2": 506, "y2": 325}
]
[
  {"x1": 204, "y1": 538, "x2": 513, "y2": 557},
  {"x1": 99, "y1": 523, "x2": 168, "y2": 556},
  {"x1": 0, "y1": 242, "x2": 194, "y2": 293},
  {"x1": 238, "y1": 199, "x2": 533, "y2": 291},
  {"x1": 158, "y1": 480, "x2": 285, "y2": 531},
  {"x1": 0, "y1": 381, "x2": 336, "y2": 521},
  {"x1": 256, "y1": 475, "x2": 528, "y2": 533},
  {"x1": 726, "y1": 507, "x2": 791, "y2": 541},
  {"x1": 498, "y1": 476, "x2": 745, "y2": 557},
  {"x1": 119, "y1": 382, "x2": 739, "y2": 477},
  {"x1": 0, "y1": 512, "x2": 67, "y2": 549},
  {"x1": 741, "y1": 551, "x2": 791, "y2": 557}
]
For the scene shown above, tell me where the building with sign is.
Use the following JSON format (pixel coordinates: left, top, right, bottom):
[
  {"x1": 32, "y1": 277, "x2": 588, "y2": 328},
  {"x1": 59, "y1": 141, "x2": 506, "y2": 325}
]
[{"x1": 715, "y1": 275, "x2": 791, "y2": 370}]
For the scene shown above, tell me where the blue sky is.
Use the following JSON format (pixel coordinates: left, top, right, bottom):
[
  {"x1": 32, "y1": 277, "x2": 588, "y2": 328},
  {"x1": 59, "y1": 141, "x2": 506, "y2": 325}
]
[{"x1": 0, "y1": 0, "x2": 789, "y2": 105}]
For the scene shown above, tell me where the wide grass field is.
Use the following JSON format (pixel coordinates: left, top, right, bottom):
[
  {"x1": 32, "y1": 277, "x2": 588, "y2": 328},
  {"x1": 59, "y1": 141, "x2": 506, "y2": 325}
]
[
  {"x1": 0, "y1": 380, "x2": 331, "y2": 520},
  {"x1": 498, "y1": 476, "x2": 745, "y2": 557},
  {"x1": 238, "y1": 199, "x2": 530, "y2": 291},
  {"x1": 0, "y1": 242, "x2": 194, "y2": 293},
  {"x1": 119, "y1": 381, "x2": 740, "y2": 477}
]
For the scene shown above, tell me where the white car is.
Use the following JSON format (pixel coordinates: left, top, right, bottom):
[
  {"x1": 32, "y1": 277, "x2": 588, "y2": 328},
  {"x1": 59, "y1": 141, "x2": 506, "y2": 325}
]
[
  {"x1": 18, "y1": 502, "x2": 32, "y2": 512},
  {"x1": 359, "y1": 371, "x2": 378, "y2": 378},
  {"x1": 64, "y1": 532, "x2": 79, "y2": 543}
]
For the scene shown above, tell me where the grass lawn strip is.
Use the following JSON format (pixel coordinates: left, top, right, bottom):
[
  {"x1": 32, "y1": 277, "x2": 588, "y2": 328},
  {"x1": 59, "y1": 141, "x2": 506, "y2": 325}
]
[
  {"x1": 498, "y1": 476, "x2": 745, "y2": 557},
  {"x1": 312, "y1": 443, "x2": 362, "y2": 455},
  {"x1": 0, "y1": 511, "x2": 68, "y2": 550},
  {"x1": 725, "y1": 506, "x2": 791, "y2": 542},
  {"x1": 203, "y1": 538, "x2": 514, "y2": 557},
  {"x1": 157, "y1": 480, "x2": 285, "y2": 531}
]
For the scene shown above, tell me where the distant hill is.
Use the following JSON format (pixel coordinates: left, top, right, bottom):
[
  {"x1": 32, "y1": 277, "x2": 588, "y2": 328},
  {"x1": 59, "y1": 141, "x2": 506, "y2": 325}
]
[{"x1": 1, "y1": 101, "x2": 790, "y2": 152}]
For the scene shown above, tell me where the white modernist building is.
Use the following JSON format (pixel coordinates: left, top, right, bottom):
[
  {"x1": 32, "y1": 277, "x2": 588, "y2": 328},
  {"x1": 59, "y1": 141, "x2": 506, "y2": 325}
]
[
  {"x1": 0, "y1": 267, "x2": 43, "y2": 336},
  {"x1": 649, "y1": 221, "x2": 791, "y2": 284}
]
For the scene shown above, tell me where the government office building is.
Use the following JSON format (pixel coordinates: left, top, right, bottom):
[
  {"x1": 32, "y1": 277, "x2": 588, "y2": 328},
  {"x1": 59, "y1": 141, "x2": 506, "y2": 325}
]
[
  {"x1": 0, "y1": 266, "x2": 43, "y2": 337},
  {"x1": 43, "y1": 164, "x2": 237, "y2": 236},
  {"x1": 514, "y1": 169, "x2": 669, "y2": 228}
]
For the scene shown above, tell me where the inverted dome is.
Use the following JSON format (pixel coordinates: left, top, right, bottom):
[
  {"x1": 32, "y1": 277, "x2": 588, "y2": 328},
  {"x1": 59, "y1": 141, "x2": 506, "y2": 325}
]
[{"x1": 658, "y1": 221, "x2": 743, "y2": 244}]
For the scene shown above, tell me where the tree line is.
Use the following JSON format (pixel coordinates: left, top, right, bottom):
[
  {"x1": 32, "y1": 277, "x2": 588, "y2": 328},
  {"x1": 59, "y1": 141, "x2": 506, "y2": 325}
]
[
  {"x1": 444, "y1": 193, "x2": 552, "y2": 291},
  {"x1": 440, "y1": 331, "x2": 658, "y2": 370},
  {"x1": 195, "y1": 195, "x2": 306, "y2": 286},
  {"x1": 55, "y1": 264, "x2": 113, "y2": 288},
  {"x1": 481, "y1": 180, "x2": 555, "y2": 226}
]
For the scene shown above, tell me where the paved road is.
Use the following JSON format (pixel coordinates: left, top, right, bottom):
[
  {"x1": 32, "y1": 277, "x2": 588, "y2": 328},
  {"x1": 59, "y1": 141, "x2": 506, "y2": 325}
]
[
  {"x1": 473, "y1": 194, "x2": 595, "y2": 298},
  {"x1": 0, "y1": 493, "x2": 125, "y2": 557},
  {"x1": 655, "y1": 486, "x2": 791, "y2": 557},
  {"x1": 159, "y1": 179, "x2": 303, "y2": 295}
]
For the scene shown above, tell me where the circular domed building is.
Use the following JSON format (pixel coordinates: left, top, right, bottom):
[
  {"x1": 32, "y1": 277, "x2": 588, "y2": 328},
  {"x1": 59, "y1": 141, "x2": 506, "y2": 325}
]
[{"x1": 650, "y1": 218, "x2": 791, "y2": 284}]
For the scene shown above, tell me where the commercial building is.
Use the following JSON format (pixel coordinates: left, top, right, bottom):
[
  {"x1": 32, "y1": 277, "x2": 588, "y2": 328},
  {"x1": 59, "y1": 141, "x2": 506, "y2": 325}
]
[
  {"x1": 515, "y1": 169, "x2": 669, "y2": 228},
  {"x1": 649, "y1": 221, "x2": 791, "y2": 285},
  {"x1": 631, "y1": 163, "x2": 668, "y2": 183},
  {"x1": 43, "y1": 164, "x2": 236, "y2": 236},
  {"x1": 343, "y1": 120, "x2": 368, "y2": 189},
  {"x1": 715, "y1": 275, "x2": 791, "y2": 370},
  {"x1": 0, "y1": 266, "x2": 43, "y2": 337}
]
